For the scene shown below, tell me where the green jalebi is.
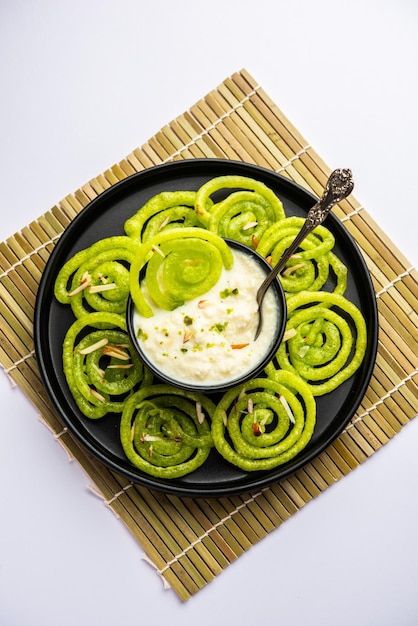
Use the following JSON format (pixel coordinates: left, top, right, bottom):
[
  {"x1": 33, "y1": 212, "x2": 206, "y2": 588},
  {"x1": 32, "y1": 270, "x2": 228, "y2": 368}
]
[
  {"x1": 120, "y1": 384, "x2": 215, "y2": 478},
  {"x1": 54, "y1": 236, "x2": 140, "y2": 322},
  {"x1": 62, "y1": 311, "x2": 152, "y2": 419},
  {"x1": 256, "y1": 216, "x2": 347, "y2": 297},
  {"x1": 124, "y1": 191, "x2": 202, "y2": 242},
  {"x1": 266, "y1": 291, "x2": 367, "y2": 396},
  {"x1": 211, "y1": 371, "x2": 316, "y2": 471},
  {"x1": 128, "y1": 227, "x2": 234, "y2": 317},
  {"x1": 194, "y1": 175, "x2": 285, "y2": 239}
]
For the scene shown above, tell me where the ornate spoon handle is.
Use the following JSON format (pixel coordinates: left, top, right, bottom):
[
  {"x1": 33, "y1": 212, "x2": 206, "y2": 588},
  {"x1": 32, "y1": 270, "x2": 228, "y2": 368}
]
[{"x1": 254, "y1": 168, "x2": 354, "y2": 340}]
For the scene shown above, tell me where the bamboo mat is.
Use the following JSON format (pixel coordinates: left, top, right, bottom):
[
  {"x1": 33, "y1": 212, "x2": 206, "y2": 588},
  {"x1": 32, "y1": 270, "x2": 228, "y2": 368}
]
[{"x1": 1, "y1": 69, "x2": 418, "y2": 601}]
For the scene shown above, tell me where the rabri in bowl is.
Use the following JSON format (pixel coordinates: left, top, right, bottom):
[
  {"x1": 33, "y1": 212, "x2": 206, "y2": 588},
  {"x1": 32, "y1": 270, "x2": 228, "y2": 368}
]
[{"x1": 127, "y1": 237, "x2": 286, "y2": 393}]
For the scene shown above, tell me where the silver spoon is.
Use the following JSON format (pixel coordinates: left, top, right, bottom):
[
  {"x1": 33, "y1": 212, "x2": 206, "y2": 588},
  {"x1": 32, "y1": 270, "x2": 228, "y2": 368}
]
[{"x1": 254, "y1": 168, "x2": 354, "y2": 340}]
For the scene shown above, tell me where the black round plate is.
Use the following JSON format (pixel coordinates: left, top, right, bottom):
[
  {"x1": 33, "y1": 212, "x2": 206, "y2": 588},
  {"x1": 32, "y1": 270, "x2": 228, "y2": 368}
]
[{"x1": 34, "y1": 159, "x2": 378, "y2": 498}]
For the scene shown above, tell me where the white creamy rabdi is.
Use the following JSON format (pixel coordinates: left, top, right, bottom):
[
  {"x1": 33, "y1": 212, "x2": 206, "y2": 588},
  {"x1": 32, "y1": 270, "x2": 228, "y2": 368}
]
[{"x1": 133, "y1": 249, "x2": 279, "y2": 386}]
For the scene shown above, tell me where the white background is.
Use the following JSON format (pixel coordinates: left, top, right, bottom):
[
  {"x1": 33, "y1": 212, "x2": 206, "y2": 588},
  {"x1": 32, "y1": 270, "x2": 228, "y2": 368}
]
[{"x1": 1, "y1": 1, "x2": 418, "y2": 624}]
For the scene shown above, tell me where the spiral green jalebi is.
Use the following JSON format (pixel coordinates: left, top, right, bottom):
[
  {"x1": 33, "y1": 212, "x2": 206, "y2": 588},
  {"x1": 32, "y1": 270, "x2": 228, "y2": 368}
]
[
  {"x1": 256, "y1": 216, "x2": 347, "y2": 297},
  {"x1": 62, "y1": 311, "x2": 152, "y2": 419},
  {"x1": 124, "y1": 191, "x2": 201, "y2": 242},
  {"x1": 54, "y1": 236, "x2": 140, "y2": 322},
  {"x1": 211, "y1": 371, "x2": 316, "y2": 471},
  {"x1": 129, "y1": 227, "x2": 234, "y2": 317},
  {"x1": 120, "y1": 384, "x2": 215, "y2": 478},
  {"x1": 194, "y1": 175, "x2": 285, "y2": 234},
  {"x1": 266, "y1": 291, "x2": 368, "y2": 396}
]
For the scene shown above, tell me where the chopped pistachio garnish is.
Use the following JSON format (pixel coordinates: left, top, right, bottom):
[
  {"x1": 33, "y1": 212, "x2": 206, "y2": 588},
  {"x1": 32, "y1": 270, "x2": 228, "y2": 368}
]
[
  {"x1": 183, "y1": 315, "x2": 194, "y2": 326},
  {"x1": 209, "y1": 321, "x2": 228, "y2": 333},
  {"x1": 220, "y1": 287, "x2": 239, "y2": 298}
]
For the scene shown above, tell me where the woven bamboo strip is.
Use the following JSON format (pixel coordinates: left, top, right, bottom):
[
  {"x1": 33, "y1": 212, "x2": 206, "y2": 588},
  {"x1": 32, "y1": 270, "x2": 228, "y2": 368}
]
[
  {"x1": 220, "y1": 78, "x2": 308, "y2": 174},
  {"x1": 115, "y1": 486, "x2": 227, "y2": 593},
  {"x1": 302, "y1": 461, "x2": 334, "y2": 492},
  {"x1": 203, "y1": 497, "x2": 257, "y2": 551},
  {"x1": 20, "y1": 225, "x2": 54, "y2": 269},
  {"x1": 378, "y1": 315, "x2": 417, "y2": 371},
  {"x1": 192, "y1": 500, "x2": 248, "y2": 557},
  {"x1": 0, "y1": 290, "x2": 33, "y2": 347},
  {"x1": 0, "y1": 69, "x2": 417, "y2": 601},
  {"x1": 173, "y1": 500, "x2": 237, "y2": 568},
  {"x1": 0, "y1": 331, "x2": 28, "y2": 372},
  {"x1": 137, "y1": 492, "x2": 223, "y2": 582}
]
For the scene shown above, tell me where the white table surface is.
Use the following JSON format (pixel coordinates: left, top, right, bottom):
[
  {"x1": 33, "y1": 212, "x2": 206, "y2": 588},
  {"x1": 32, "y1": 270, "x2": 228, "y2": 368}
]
[{"x1": 1, "y1": 1, "x2": 418, "y2": 624}]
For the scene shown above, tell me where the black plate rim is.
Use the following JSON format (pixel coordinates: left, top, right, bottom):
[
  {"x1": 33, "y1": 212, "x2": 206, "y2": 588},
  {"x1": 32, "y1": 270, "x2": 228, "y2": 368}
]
[{"x1": 34, "y1": 158, "x2": 379, "y2": 498}]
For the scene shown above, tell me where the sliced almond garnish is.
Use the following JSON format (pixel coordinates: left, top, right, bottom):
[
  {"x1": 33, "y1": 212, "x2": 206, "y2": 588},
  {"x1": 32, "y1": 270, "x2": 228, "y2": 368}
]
[
  {"x1": 157, "y1": 215, "x2": 170, "y2": 231},
  {"x1": 222, "y1": 410, "x2": 228, "y2": 427},
  {"x1": 106, "y1": 364, "x2": 134, "y2": 369},
  {"x1": 282, "y1": 328, "x2": 297, "y2": 342},
  {"x1": 92, "y1": 363, "x2": 106, "y2": 379},
  {"x1": 183, "y1": 329, "x2": 194, "y2": 343},
  {"x1": 198, "y1": 300, "x2": 210, "y2": 309},
  {"x1": 279, "y1": 394, "x2": 295, "y2": 424},
  {"x1": 230, "y1": 343, "x2": 249, "y2": 350},
  {"x1": 242, "y1": 221, "x2": 258, "y2": 231},
  {"x1": 90, "y1": 388, "x2": 106, "y2": 403},
  {"x1": 78, "y1": 337, "x2": 109, "y2": 355},
  {"x1": 282, "y1": 263, "x2": 306, "y2": 277},
  {"x1": 252, "y1": 234, "x2": 259, "y2": 249},
  {"x1": 140, "y1": 433, "x2": 161, "y2": 443},
  {"x1": 266, "y1": 255, "x2": 273, "y2": 266},
  {"x1": 247, "y1": 398, "x2": 254, "y2": 414},
  {"x1": 102, "y1": 345, "x2": 130, "y2": 360},
  {"x1": 151, "y1": 244, "x2": 166, "y2": 257},
  {"x1": 68, "y1": 271, "x2": 92, "y2": 296},
  {"x1": 196, "y1": 401, "x2": 205, "y2": 424},
  {"x1": 88, "y1": 282, "x2": 117, "y2": 293}
]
